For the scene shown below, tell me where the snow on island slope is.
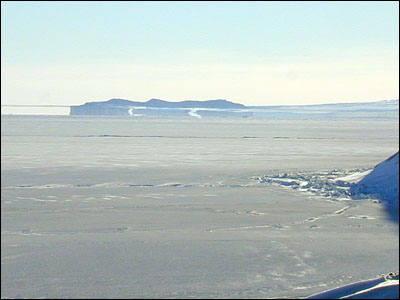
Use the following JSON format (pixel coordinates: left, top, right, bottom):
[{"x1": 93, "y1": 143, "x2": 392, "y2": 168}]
[{"x1": 349, "y1": 152, "x2": 399, "y2": 207}]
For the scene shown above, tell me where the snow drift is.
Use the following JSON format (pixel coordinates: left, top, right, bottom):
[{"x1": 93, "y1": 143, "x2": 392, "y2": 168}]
[{"x1": 350, "y1": 152, "x2": 399, "y2": 207}]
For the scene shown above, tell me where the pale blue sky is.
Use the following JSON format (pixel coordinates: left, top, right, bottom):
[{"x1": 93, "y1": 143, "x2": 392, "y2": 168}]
[{"x1": 1, "y1": 1, "x2": 399, "y2": 106}]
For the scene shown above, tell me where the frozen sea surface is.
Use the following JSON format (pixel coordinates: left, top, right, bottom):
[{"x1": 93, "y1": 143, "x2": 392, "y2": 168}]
[{"x1": 1, "y1": 116, "x2": 399, "y2": 298}]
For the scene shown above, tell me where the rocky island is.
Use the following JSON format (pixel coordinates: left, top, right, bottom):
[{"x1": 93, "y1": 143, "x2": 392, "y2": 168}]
[{"x1": 70, "y1": 98, "x2": 250, "y2": 117}]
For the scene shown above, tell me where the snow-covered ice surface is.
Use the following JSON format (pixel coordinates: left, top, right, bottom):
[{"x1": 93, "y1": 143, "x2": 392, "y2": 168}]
[{"x1": 1, "y1": 116, "x2": 399, "y2": 299}]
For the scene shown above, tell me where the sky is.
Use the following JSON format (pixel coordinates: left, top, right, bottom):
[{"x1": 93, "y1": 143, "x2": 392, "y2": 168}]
[{"x1": 1, "y1": 1, "x2": 399, "y2": 107}]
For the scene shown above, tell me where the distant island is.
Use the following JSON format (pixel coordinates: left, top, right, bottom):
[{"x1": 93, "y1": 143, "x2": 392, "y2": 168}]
[
  {"x1": 70, "y1": 98, "x2": 250, "y2": 117},
  {"x1": 70, "y1": 98, "x2": 399, "y2": 119}
]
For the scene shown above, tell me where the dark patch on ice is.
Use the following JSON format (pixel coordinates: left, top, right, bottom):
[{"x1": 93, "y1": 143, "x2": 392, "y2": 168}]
[
  {"x1": 91, "y1": 135, "x2": 132, "y2": 138},
  {"x1": 7, "y1": 181, "x2": 256, "y2": 191},
  {"x1": 77, "y1": 184, "x2": 92, "y2": 187},
  {"x1": 383, "y1": 203, "x2": 399, "y2": 224},
  {"x1": 3, "y1": 227, "x2": 130, "y2": 236},
  {"x1": 79, "y1": 135, "x2": 245, "y2": 139},
  {"x1": 295, "y1": 137, "x2": 339, "y2": 140},
  {"x1": 305, "y1": 217, "x2": 317, "y2": 222},
  {"x1": 157, "y1": 183, "x2": 184, "y2": 187}
]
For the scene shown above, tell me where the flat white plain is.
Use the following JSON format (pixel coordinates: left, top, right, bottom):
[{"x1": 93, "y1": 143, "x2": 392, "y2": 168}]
[{"x1": 1, "y1": 115, "x2": 398, "y2": 299}]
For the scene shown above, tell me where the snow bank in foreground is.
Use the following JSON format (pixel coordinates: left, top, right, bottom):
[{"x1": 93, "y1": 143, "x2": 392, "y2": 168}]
[
  {"x1": 349, "y1": 152, "x2": 399, "y2": 207},
  {"x1": 305, "y1": 272, "x2": 399, "y2": 299}
]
